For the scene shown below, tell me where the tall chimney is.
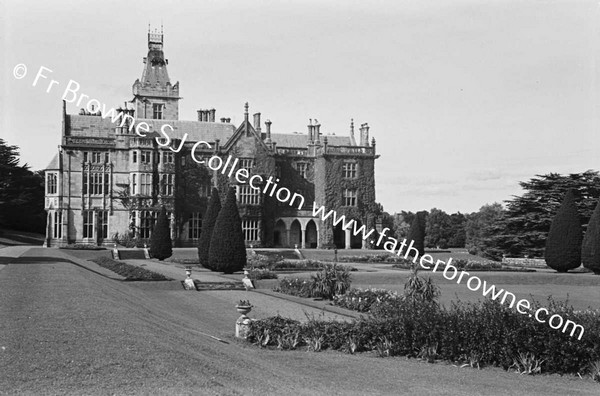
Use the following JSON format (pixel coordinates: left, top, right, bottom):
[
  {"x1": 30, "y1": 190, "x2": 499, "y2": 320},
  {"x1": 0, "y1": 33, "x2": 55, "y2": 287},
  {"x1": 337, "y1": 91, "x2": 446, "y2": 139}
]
[
  {"x1": 315, "y1": 121, "x2": 321, "y2": 143},
  {"x1": 307, "y1": 119, "x2": 314, "y2": 142},
  {"x1": 197, "y1": 110, "x2": 202, "y2": 122},
  {"x1": 265, "y1": 119, "x2": 272, "y2": 143},
  {"x1": 209, "y1": 109, "x2": 216, "y2": 122},
  {"x1": 253, "y1": 113, "x2": 261, "y2": 132}
]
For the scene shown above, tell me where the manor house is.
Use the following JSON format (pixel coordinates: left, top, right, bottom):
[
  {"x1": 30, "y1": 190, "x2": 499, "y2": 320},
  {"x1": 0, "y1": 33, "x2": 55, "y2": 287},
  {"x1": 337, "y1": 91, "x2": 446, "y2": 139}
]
[{"x1": 44, "y1": 29, "x2": 379, "y2": 249}]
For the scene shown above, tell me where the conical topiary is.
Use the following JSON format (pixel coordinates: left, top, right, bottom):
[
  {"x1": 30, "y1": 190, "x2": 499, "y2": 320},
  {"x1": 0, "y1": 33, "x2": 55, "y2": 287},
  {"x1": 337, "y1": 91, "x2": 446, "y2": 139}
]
[
  {"x1": 149, "y1": 206, "x2": 172, "y2": 261},
  {"x1": 208, "y1": 187, "x2": 247, "y2": 274},
  {"x1": 545, "y1": 189, "x2": 582, "y2": 272},
  {"x1": 198, "y1": 188, "x2": 221, "y2": 270},
  {"x1": 407, "y1": 211, "x2": 426, "y2": 258},
  {"x1": 582, "y1": 198, "x2": 600, "y2": 274}
]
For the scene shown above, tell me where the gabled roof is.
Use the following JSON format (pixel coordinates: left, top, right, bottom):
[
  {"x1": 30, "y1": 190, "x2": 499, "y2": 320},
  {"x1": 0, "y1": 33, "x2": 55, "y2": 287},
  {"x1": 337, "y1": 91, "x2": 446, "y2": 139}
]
[
  {"x1": 222, "y1": 118, "x2": 270, "y2": 152},
  {"x1": 45, "y1": 153, "x2": 60, "y2": 171}
]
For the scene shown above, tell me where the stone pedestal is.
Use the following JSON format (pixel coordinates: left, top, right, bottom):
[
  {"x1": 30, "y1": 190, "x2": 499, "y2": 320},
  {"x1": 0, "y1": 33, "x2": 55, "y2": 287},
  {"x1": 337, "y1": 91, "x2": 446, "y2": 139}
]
[{"x1": 235, "y1": 315, "x2": 252, "y2": 339}]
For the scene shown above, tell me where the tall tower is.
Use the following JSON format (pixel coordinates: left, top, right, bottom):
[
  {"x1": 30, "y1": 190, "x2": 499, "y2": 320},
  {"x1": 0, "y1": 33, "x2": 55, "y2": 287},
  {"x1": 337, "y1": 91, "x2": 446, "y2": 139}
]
[{"x1": 131, "y1": 26, "x2": 181, "y2": 120}]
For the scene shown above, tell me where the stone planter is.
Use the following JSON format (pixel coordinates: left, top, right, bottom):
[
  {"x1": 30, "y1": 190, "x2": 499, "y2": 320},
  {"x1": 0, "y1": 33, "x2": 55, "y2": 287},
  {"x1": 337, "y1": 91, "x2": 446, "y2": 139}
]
[{"x1": 236, "y1": 305, "x2": 252, "y2": 315}]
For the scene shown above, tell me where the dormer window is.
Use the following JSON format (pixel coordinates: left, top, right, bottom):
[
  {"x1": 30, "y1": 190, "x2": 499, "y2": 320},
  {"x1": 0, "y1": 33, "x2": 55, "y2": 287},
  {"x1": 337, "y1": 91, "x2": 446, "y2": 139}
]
[{"x1": 153, "y1": 103, "x2": 164, "y2": 120}]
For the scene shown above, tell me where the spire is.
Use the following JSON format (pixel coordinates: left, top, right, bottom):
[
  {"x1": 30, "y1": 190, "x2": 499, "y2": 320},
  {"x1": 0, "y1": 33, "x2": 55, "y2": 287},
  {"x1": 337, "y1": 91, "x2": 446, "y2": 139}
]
[{"x1": 132, "y1": 27, "x2": 180, "y2": 120}]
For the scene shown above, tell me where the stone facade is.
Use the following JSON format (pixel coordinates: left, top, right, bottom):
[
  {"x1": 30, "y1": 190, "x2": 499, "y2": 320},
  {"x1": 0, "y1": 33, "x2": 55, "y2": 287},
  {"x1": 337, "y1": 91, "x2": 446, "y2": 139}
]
[{"x1": 44, "y1": 29, "x2": 379, "y2": 249}]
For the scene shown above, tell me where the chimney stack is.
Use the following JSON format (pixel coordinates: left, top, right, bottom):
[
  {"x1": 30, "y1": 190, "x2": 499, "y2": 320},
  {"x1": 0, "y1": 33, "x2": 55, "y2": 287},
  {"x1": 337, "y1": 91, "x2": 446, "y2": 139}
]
[
  {"x1": 359, "y1": 123, "x2": 370, "y2": 146},
  {"x1": 307, "y1": 119, "x2": 314, "y2": 142},
  {"x1": 265, "y1": 119, "x2": 272, "y2": 143},
  {"x1": 253, "y1": 113, "x2": 261, "y2": 132},
  {"x1": 209, "y1": 109, "x2": 216, "y2": 122},
  {"x1": 315, "y1": 120, "x2": 321, "y2": 143}
]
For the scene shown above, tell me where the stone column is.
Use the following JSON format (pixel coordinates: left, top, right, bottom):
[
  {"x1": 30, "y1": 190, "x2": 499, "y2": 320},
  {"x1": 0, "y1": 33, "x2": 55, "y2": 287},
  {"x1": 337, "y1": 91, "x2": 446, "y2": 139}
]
[
  {"x1": 286, "y1": 229, "x2": 291, "y2": 248},
  {"x1": 345, "y1": 228, "x2": 351, "y2": 249},
  {"x1": 301, "y1": 226, "x2": 306, "y2": 249}
]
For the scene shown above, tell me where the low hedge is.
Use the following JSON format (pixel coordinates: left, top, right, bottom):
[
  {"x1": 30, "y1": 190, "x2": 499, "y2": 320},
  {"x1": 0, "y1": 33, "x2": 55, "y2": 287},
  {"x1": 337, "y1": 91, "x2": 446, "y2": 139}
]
[{"x1": 91, "y1": 257, "x2": 170, "y2": 281}]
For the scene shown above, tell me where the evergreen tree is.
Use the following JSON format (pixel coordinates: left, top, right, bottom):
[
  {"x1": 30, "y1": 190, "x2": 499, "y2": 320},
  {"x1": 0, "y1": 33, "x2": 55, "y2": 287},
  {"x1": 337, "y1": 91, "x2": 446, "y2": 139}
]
[
  {"x1": 498, "y1": 171, "x2": 600, "y2": 258},
  {"x1": 208, "y1": 187, "x2": 246, "y2": 274},
  {"x1": 198, "y1": 188, "x2": 221, "y2": 270},
  {"x1": 545, "y1": 189, "x2": 582, "y2": 272},
  {"x1": 582, "y1": 198, "x2": 600, "y2": 274},
  {"x1": 0, "y1": 139, "x2": 45, "y2": 233},
  {"x1": 407, "y1": 211, "x2": 426, "y2": 258},
  {"x1": 149, "y1": 206, "x2": 172, "y2": 261}
]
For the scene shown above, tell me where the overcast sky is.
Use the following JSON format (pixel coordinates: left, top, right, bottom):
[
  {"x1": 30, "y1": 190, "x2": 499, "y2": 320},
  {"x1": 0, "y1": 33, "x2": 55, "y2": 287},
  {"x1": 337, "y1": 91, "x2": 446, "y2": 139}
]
[{"x1": 2, "y1": 0, "x2": 600, "y2": 214}]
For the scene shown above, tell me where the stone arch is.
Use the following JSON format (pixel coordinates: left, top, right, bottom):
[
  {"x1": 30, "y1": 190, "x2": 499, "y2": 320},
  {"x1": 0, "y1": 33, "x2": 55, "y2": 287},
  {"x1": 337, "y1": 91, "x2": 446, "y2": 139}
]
[
  {"x1": 289, "y1": 219, "x2": 302, "y2": 248},
  {"x1": 305, "y1": 219, "x2": 318, "y2": 248},
  {"x1": 333, "y1": 224, "x2": 345, "y2": 249}
]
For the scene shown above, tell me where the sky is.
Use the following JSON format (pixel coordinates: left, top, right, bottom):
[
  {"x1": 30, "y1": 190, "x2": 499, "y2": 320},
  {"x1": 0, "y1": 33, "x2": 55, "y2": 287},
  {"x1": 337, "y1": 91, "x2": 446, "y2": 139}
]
[{"x1": 2, "y1": 0, "x2": 600, "y2": 214}]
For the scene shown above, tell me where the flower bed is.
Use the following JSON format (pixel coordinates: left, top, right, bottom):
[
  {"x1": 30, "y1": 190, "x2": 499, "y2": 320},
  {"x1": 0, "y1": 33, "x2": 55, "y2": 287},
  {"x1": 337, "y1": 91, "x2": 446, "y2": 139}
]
[
  {"x1": 274, "y1": 264, "x2": 352, "y2": 300},
  {"x1": 60, "y1": 244, "x2": 106, "y2": 250},
  {"x1": 248, "y1": 298, "x2": 600, "y2": 376},
  {"x1": 332, "y1": 288, "x2": 401, "y2": 313},
  {"x1": 91, "y1": 257, "x2": 170, "y2": 281}
]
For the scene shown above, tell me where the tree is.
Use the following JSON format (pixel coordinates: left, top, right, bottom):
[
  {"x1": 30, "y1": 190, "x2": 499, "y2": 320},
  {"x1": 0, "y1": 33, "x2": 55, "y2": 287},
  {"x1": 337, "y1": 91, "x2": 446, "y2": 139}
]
[
  {"x1": 0, "y1": 139, "x2": 45, "y2": 233},
  {"x1": 582, "y1": 198, "x2": 600, "y2": 274},
  {"x1": 198, "y1": 188, "x2": 221, "y2": 270},
  {"x1": 545, "y1": 190, "x2": 582, "y2": 272},
  {"x1": 425, "y1": 208, "x2": 451, "y2": 248},
  {"x1": 149, "y1": 206, "x2": 172, "y2": 261},
  {"x1": 393, "y1": 211, "x2": 415, "y2": 240},
  {"x1": 407, "y1": 211, "x2": 426, "y2": 258},
  {"x1": 208, "y1": 187, "x2": 246, "y2": 274},
  {"x1": 465, "y1": 203, "x2": 505, "y2": 258},
  {"x1": 447, "y1": 212, "x2": 467, "y2": 248},
  {"x1": 497, "y1": 171, "x2": 600, "y2": 258}
]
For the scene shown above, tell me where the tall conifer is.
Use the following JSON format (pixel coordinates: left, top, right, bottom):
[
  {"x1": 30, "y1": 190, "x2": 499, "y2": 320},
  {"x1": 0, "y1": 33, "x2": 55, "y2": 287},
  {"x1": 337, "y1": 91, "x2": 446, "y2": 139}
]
[
  {"x1": 198, "y1": 188, "x2": 221, "y2": 270},
  {"x1": 149, "y1": 206, "x2": 172, "y2": 261},
  {"x1": 582, "y1": 198, "x2": 600, "y2": 274},
  {"x1": 208, "y1": 187, "x2": 246, "y2": 274},
  {"x1": 545, "y1": 189, "x2": 582, "y2": 272}
]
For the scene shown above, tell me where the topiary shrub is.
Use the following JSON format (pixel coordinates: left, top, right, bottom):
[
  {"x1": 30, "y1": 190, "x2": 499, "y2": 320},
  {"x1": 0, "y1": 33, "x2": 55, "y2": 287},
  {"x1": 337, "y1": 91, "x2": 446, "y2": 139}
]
[
  {"x1": 545, "y1": 189, "x2": 582, "y2": 272},
  {"x1": 198, "y1": 188, "x2": 221, "y2": 270},
  {"x1": 208, "y1": 187, "x2": 246, "y2": 274},
  {"x1": 407, "y1": 211, "x2": 426, "y2": 258},
  {"x1": 149, "y1": 206, "x2": 172, "y2": 261},
  {"x1": 582, "y1": 198, "x2": 600, "y2": 274}
]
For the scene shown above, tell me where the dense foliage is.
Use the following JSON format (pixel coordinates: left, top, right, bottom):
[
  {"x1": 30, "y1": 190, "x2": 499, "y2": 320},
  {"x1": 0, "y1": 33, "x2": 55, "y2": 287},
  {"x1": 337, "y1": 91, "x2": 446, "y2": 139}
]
[
  {"x1": 582, "y1": 199, "x2": 600, "y2": 274},
  {"x1": 248, "y1": 297, "x2": 600, "y2": 376},
  {"x1": 425, "y1": 208, "x2": 467, "y2": 248},
  {"x1": 198, "y1": 188, "x2": 221, "y2": 270},
  {"x1": 208, "y1": 187, "x2": 246, "y2": 274},
  {"x1": 545, "y1": 190, "x2": 583, "y2": 272},
  {"x1": 149, "y1": 206, "x2": 173, "y2": 261},
  {"x1": 492, "y1": 172, "x2": 600, "y2": 259},
  {"x1": 274, "y1": 264, "x2": 352, "y2": 299},
  {"x1": 0, "y1": 139, "x2": 45, "y2": 233}
]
